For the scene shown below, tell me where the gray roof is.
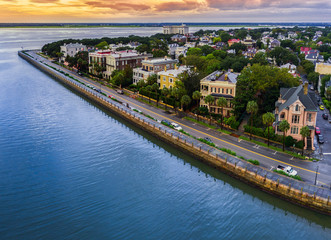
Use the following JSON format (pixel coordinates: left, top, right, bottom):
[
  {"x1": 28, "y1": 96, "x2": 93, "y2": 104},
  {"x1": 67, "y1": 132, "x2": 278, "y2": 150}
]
[{"x1": 278, "y1": 85, "x2": 317, "y2": 112}]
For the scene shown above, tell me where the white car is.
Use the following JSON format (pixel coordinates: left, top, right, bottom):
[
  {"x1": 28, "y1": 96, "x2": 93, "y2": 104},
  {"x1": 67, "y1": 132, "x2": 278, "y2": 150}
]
[{"x1": 171, "y1": 122, "x2": 182, "y2": 131}]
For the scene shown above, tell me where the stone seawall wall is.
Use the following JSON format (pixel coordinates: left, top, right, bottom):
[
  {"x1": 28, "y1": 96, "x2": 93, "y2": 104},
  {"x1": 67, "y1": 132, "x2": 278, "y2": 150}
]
[{"x1": 19, "y1": 51, "x2": 331, "y2": 215}]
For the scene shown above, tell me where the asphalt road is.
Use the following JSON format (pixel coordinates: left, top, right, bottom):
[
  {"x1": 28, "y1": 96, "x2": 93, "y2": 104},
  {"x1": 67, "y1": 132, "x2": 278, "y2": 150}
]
[{"x1": 30, "y1": 51, "x2": 331, "y2": 188}]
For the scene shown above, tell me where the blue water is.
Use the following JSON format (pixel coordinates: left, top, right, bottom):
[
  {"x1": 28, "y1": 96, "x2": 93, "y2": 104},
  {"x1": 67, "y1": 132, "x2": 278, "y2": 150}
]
[{"x1": 0, "y1": 28, "x2": 330, "y2": 239}]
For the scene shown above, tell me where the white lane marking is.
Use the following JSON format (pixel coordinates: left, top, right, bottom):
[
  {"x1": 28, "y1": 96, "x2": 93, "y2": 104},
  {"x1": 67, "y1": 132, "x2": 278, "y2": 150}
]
[
  {"x1": 323, "y1": 153, "x2": 331, "y2": 155},
  {"x1": 272, "y1": 151, "x2": 277, "y2": 155}
]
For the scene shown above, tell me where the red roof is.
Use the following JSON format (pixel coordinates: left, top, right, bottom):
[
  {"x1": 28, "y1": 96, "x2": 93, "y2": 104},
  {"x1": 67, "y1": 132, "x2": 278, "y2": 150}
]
[
  {"x1": 228, "y1": 39, "x2": 240, "y2": 43},
  {"x1": 300, "y1": 47, "x2": 311, "y2": 52}
]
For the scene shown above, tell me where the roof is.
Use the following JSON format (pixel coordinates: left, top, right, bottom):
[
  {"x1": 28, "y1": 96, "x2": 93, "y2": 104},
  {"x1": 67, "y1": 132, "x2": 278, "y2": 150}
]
[
  {"x1": 228, "y1": 39, "x2": 240, "y2": 43},
  {"x1": 158, "y1": 66, "x2": 189, "y2": 78},
  {"x1": 142, "y1": 58, "x2": 177, "y2": 65},
  {"x1": 211, "y1": 93, "x2": 234, "y2": 99},
  {"x1": 201, "y1": 70, "x2": 239, "y2": 84},
  {"x1": 278, "y1": 85, "x2": 318, "y2": 112}
]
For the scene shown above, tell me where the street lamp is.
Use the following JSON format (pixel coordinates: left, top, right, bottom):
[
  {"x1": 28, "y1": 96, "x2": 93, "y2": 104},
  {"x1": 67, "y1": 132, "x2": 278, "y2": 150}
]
[{"x1": 314, "y1": 165, "x2": 319, "y2": 185}]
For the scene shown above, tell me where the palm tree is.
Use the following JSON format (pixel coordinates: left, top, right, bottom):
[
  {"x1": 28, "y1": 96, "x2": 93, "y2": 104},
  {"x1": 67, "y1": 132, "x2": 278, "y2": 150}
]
[
  {"x1": 181, "y1": 95, "x2": 191, "y2": 111},
  {"x1": 246, "y1": 101, "x2": 258, "y2": 140},
  {"x1": 279, "y1": 120, "x2": 290, "y2": 152},
  {"x1": 216, "y1": 97, "x2": 227, "y2": 130},
  {"x1": 262, "y1": 112, "x2": 275, "y2": 147},
  {"x1": 192, "y1": 91, "x2": 202, "y2": 121},
  {"x1": 300, "y1": 126, "x2": 310, "y2": 156},
  {"x1": 204, "y1": 94, "x2": 215, "y2": 124},
  {"x1": 151, "y1": 83, "x2": 159, "y2": 107},
  {"x1": 145, "y1": 85, "x2": 152, "y2": 103},
  {"x1": 161, "y1": 87, "x2": 170, "y2": 110}
]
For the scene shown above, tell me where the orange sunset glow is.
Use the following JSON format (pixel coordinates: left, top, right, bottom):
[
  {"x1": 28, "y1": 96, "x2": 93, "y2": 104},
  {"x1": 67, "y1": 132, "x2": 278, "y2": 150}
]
[{"x1": 0, "y1": 0, "x2": 330, "y2": 22}]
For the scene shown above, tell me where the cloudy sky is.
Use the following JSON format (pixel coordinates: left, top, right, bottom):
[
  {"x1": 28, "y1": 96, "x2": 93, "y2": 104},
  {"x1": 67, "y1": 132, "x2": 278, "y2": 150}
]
[{"x1": 0, "y1": 0, "x2": 330, "y2": 23}]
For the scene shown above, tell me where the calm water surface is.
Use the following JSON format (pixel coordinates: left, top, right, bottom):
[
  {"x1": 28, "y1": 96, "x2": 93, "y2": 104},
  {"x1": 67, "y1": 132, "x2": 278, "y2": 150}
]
[{"x1": 0, "y1": 28, "x2": 330, "y2": 239}]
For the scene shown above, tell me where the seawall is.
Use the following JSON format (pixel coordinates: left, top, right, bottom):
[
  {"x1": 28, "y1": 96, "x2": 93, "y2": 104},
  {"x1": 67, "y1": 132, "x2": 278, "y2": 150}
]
[{"x1": 19, "y1": 51, "x2": 331, "y2": 215}]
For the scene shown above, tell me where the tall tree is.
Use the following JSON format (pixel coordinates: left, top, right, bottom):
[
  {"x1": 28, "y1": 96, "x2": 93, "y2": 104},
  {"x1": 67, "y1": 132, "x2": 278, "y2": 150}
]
[
  {"x1": 262, "y1": 112, "x2": 275, "y2": 147},
  {"x1": 217, "y1": 97, "x2": 227, "y2": 129},
  {"x1": 192, "y1": 91, "x2": 202, "y2": 121},
  {"x1": 300, "y1": 126, "x2": 310, "y2": 156},
  {"x1": 279, "y1": 120, "x2": 290, "y2": 151},
  {"x1": 161, "y1": 87, "x2": 170, "y2": 110},
  {"x1": 151, "y1": 83, "x2": 159, "y2": 106},
  {"x1": 204, "y1": 94, "x2": 215, "y2": 124},
  {"x1": 181, "y1": 95, "x2": 191, "y2": 110},
  {"x1": 246, "y1": 101, "x2": 258, "y2": 140}
]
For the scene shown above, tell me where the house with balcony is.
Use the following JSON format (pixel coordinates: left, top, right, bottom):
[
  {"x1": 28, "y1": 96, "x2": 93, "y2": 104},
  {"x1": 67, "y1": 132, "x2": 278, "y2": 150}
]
[
  {"x1": 157, "y1": 65, "x2": 189, "y2": 89},
  {"x1": 200, "y1": 71, "x2": 238, "y2": 117},
  {"x1": 133, "y1": 57, "x2": 177, "y2": 84},
  {"x1": 274, "y1": 83, "x2": 318, "y2": 150},
  {"x1": 60, "y1": 43, "x2": 87, "y2": 62},
  {"x1": 241, "y1": 35, "x2": 256, "y2": 48},
  {"x1": 88, "y1": 50, "x2": 112, "y2": 78},
  {"x1": 163, "y1": 24, "x2": 189, "y2": 35}
]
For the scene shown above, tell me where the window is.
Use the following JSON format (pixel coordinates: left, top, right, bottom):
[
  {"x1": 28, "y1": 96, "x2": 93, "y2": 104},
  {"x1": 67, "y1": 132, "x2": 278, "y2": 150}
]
[
  {"x1": 280, "y1": 113, "x2": 285, "y2": 119},
  {"x1": 230, "y1": 89, "x2": 233, "y2": 94},
  {"x1": 163, "y1": 77, "x2": 166, "y2": 82},
  {"x1": 292, "y1": 115, "x2": 300, "y2": 124},
  {"x1": 226, "y1": 89, "x2": 228, "y2": 94},
  {"x1": 218, "y1": 88, "x2": 220, "y2": 93},
  {"x1": 290, "y1": 126, "x2": 299, "y2": 134},
  {"x1": 222, "y1": 88, "x2": 224, "y2": 93},
  {"x1": 169, "y1": 78, "x2": 173, "y2": 83},
  {"x1": 163, "y1": 84, "x2": 166, "y2": 88},
  {"x1": 307, "y1": 113, "x2": 312, "y2": 122},
  {"x1": 295, "y1": 104, "x2": 300, "y2": 112}
]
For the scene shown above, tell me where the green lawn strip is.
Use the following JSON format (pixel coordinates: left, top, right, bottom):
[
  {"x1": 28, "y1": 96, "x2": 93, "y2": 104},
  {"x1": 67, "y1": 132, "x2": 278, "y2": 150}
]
[
  {"x1": 239, "y1": 136, "x2": 305, "y2": 160},
  {"x1": 217, "y1": 129, "x2": 231, "y2": 134},
  {"x1": 273, "y1": 169, "x2": 303, "y2": 181}
]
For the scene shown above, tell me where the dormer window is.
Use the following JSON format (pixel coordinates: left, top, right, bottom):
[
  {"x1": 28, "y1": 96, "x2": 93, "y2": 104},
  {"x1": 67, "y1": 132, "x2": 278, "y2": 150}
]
[{"x1": 295, "y1": 104, "x2": 300, "y2": 112}]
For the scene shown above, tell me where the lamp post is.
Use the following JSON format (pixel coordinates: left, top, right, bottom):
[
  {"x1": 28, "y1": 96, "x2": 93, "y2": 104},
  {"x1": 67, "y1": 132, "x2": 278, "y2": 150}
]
[{"x1": 314, "y1": 165, "x2": 319, "y2": 185}]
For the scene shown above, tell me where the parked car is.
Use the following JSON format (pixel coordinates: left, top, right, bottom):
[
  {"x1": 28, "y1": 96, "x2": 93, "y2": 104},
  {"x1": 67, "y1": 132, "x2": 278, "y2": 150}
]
[
  {"x1": 171, "y1": 122, "x2": 182, "y2": 131},
  {"x1": 277, "y1": 165, "x2": 298, "y2": 176},
  {"x1": 116, "y1": 89, "x2": 124, "y2": 94},
  {"x1": 320, "y1": 105, "x2": 325, "y2": 110},
  {"x1": 161, "y1": 120, "x2": 171, "y2": 126},
  {"x1": 322, "y1": 113, "x2": 328, "y2": 120},
  {"x1": 204, "y1": 137, "x2": 213, "y2": 143},
  {"x1": 317, "y1": 134, "x2": 325, "y2": 144},
  {"x1": 329, "y1": 118, "x2": 331, "y2": 124},
  {"x1": 315, "y1": 127, "x2": 321, "y2": 135}
]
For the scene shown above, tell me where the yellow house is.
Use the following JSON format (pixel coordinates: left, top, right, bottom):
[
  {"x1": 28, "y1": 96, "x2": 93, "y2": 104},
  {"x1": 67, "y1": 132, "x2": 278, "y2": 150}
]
[{"x1": 157, "y1": 65, "x2": 189, "y2": 89}]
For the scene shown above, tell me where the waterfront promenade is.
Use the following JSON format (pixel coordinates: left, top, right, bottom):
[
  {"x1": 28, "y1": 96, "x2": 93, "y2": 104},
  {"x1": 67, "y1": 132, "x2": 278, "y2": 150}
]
[
  {"x1": 20, "y1": 50, "x2": 331, "y2": 214},
  {"x1": 26, "y1": 50, "x2": 331, "y2": 188}
]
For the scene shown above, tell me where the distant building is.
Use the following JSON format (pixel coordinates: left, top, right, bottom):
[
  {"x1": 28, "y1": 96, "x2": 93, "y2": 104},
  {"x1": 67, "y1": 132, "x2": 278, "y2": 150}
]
[
  {"x1": 241, "y1": 35, "x2": 256, "y2": 48},
  {"x1": 157, "y1": 65, "x2": 189, "y2": 89},
  {"x1": 300, "y1": 47, "x2": 312, "y2": 55},
  {"x1": 200, "y1": 70, "x2": 239, "y2": 117},
  {"x1": 270, "y1": 39, "x2": 281, "y2": 48},
  {"x1": 280, "y1": 63, "x2": 297, "y2": 75},
  {"x1": 315, "y1": 62, "x2": 331, "y2": 75},
  {"x1": 287, "y1": 31, "x2": 298, "y2": 39},
  {"x1": 242, "y1": 48, "x2": 257, "y2": 58},
  {"x1": 60, "y1": 43, "x2": 87, "y2": 61},
  {"x1": 89, "y1": 50, "x2": 152, "y2": 79},
  {"x1": 228, "y1": 39, "x2": 240, "y2": 47},
  {"x1": 274, "y1": 83, "x2": 318, "y2": 150},
  {"x1": 163, "y1": 24, "x2": 189, "y2": 35},
  {"x1": 171, "y1": 34, "x2": 187, "y2": 43},
  {"x1": 305, "y1": 50, "x2": 324, "y2": 63},
  {"x1": 133, "y1": 57, "x2": 177, "y2": 84}
]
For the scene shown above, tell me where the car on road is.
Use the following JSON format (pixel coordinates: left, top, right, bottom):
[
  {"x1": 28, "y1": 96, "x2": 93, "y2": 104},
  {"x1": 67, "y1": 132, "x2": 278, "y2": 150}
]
[
  {"x1": 322, "y1": 113, "x2": 328, "y2": 120},
  {"x1": 171, "y1": 122, "x2": 182, "y2": 131},
  {"x1": 315, "y1": 127, "x2": 321, "y2": 135},
  {"x1": 320, "y1": 105, "x2": 325, "y2": 110},
  {"x1": 161, "y1": 120, "x2": 171, "y2": 126},
  {"x1": 317, "y1": 134, "x2": 325, "y2": 144},
  {"x1": 204, "y1": 137, "x2": 213, "y2": 143},
  {"x1": 277, "y1": 165, "x2": 298, "y2": 176},
  {"x1": 116, "y1": 89, "x2": 124, "y2": 94},
  {"x1": 329, "y1": 118, "x2": 331, "y2": 124}
]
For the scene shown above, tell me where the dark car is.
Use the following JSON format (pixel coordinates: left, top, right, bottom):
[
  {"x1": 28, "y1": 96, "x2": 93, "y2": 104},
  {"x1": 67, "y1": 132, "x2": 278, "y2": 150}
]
[
  {"x1": 161, "y1": 120, "x2": 171, "y2": 126},
  {"x1": 116, "y1": 89, "x2": 124, "y2": 94},
  {"x1": 317, "y1": 134, "x2": 324, "y2": 144},
  {"x1": 322, "y1": 113, "x2": 329, "y2": 120},
  {"x1": 204, "y1": 137, "x2": 212, "y2": 143}
]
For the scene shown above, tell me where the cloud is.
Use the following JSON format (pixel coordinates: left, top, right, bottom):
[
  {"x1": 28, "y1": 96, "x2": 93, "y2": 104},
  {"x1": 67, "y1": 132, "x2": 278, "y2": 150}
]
[
  {"x1": 155, "y1": 0, "x2": 204, "y2": 12},
  {"x1": 205, "y1": 0, "x2": 331, "y2": 10},
  {"x1": 29, "y1": 0, "x2": 60, "y2": 3},
  {"x1": 84, "y1": 1, "x2": 151, "y2": 11}
]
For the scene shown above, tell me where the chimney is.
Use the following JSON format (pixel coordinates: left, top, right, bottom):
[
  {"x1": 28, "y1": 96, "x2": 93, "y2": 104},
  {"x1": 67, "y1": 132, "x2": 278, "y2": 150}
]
[
  {"x1": 304, "y1": 82, "x2": 308, "y2": 95},
  {"x1": 224, "y1": 74, "x2": 228, "y2": 80}
]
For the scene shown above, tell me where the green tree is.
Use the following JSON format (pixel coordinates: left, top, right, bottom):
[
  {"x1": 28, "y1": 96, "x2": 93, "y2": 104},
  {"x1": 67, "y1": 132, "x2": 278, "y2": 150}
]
[
  {"x1": 187, "y1": 47, "x2": 203, "y2": 56},
  {"x1": 95, "y1": 41, "x2": 108, "y2": 49},
  {"x1": 151, "y1": 83, "x2": 159, "y2": 106},
  {"x1": 192, "y1": 91, "x2": 202, "y2": 120},
  {"x1": 204, "y1": 94, "x2": 215, "y2": 124},
  {"x1": 307, "y1": 72, "x2": 319, "y2": 89},
  {"x1": 145, "y1": 85, "x2": 152, "y2": 103},
  {"x1": 279, "y1": 120, "x2": 290, "y2": 151},
  {"x1": 181, "y1": 95, "x2": 191, "y2": 110},
  {"x1": 161, "y1": 87, "x2": 170, "y2": 110},
  {"x1": 262, "y1": 112, "x2": 275, "y2": 147},
  {"x1": 93, "y1": 62, "x2": 104, "y2": 78},
  {"x1": 300, "y1": 126, "x2": 310, "y2": 156},
  {"x1": 111, "y1": 71, "x2": 125, "y2": 87},
  {"x1": 326, "y1": 86, "x2": 331, "y2": 100},
  {"x1": 146, "y1": 74, "x2": 157, "y2": 85},
  {"x1": 171, "y1": 81, "x2": 186, "y2": 113},
  {"x1": 246, "y1": 101, "x2": 258, "y2": 140},
  {"x1": 216, "y1": 97, "x2": 227, "y2": 129}
]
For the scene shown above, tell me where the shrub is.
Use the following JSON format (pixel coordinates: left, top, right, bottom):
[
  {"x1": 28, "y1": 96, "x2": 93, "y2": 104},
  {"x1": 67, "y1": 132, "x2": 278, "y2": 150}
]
[
  {"x1": 247, "y1": 159, "x2": 260, "y2": 165},
  {"x1": 264, "y1": 126, "x2": 276, "y2": 139},
  {"x1": 285, "y1": 135, "x2": 296, "y2": 147},
  {"x1": 295, "y1": 140, "x2": 304, "y2": 149},
  {"x1": 198, "y1": 138, "x2": 216, "y2": 147}
]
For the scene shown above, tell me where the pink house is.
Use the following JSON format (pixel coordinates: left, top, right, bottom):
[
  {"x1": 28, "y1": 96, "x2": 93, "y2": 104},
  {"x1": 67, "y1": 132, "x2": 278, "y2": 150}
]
[
  {"x1": 274, "y1": 83, "x2": 318, "y2": 150},
  {"x1": 228, "y1": 39, "x2": 240, "y2": 47},
  {"x1": 300, "y1": 47, "x2": 312, "y2": 56}
]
